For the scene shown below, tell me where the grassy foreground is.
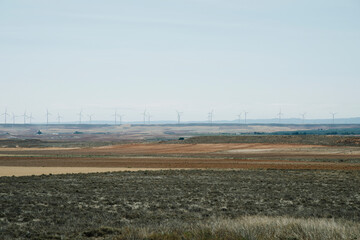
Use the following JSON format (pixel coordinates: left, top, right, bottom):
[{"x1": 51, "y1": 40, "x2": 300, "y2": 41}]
[{"x1": 81, "y1": 216, "x2": 360, "y2": 240}]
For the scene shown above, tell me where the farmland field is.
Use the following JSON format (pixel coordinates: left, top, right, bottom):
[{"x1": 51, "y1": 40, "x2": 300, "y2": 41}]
[
  {"x1": 1, "y1": 124, "x2": 360, "y2": 239},
  {"x1": 1, "y1": 136, "x2": 360, "y2": 176}
]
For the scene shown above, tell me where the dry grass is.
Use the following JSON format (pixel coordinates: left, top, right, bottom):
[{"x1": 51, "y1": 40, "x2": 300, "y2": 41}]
[
  {"x1": 83, "y1": 216, "x2": 360, "y2": 240},
  {"x1": 2, "y1": 170, "x2": 359, "y2": 239},
  {"x1": 206, "y1": 216, "x2": 360, "y2": 240}
]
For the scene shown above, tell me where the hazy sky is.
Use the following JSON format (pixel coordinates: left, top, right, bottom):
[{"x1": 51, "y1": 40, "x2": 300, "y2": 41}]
[{"x1": 1, "y1": 0, "x2": 359, "y2": 123}]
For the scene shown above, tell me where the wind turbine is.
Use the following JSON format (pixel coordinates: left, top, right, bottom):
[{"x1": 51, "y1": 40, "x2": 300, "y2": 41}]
[
  {"x1": 147, "y1": 112, "x2": 152, "y2": 124},
  {"x1": 46, "y1": 109, "x2": 50, "y2": 125},
  {"x1": 28, "y1": 113, "x2": 34, "y2": 124},
  {"x1": 1, "y1": 108, "x2": 10, "y2": 124},
  {"x1": 118, "y1": 114, "x2": 124, "y2": 125},
  {"x1": 301, "y1": 113, "x2": 306, "y2": 124},
  {"x1": 113, "y1": 110, "x2": 118, "y2": 125},
  {"x1": 78, "y1": 110, "x2": 84, "y2": 124},
  {"x1": 176, "y1": 111, "x2": 183, "y2": 125},
  {"x1": 277, "y1": 109, "x2": 283, "y2": 123},
  {"x1": 244, "y1": 111, "x2": 249, "y2": 124},
  {"x1": 12, "y1": 113, "x2": 18, "y2": 125},
  {"x1": 87, "y1": 114, "x2": 94, "y2": 124},
  {"x1": 208, "y1": 110, "x2": 214, "y2": 125},
  {"x1": 237, "y1": 112, "x2": 242, "y2": 124},
  {"x1": 330, "y1": 112, "x2": 336, "y2": 125},
  {"x1": 142, "y1": 109, "x2": 147, "y2": 124},
  {"x1": 46, "y1": 109, "x2": 51, "y2": 125},
  {"x1": 57, "y1": 113, "x2": 63, "y2": 124},
  {"x1": 21, "y1": 111, "x2": 28, "y2": 124}
]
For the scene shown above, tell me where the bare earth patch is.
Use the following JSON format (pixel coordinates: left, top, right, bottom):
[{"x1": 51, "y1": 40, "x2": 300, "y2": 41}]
[{"x1": 0, "y1": 166, "x2": 174, "y2": 176}]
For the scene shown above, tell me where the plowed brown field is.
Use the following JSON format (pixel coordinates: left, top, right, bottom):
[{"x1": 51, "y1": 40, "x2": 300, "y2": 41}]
[{"x1": 1, "y1": 143, "x2": 360, "y2": 175}]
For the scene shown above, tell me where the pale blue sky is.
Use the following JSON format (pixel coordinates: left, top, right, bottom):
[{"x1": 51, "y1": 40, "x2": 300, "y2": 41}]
[{"x1": 1, "y1": 0, "x2": 359, "y2": 123}]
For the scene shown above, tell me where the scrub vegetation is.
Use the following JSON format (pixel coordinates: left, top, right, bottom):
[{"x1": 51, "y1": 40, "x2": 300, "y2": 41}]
[{"x1": 1, "y1": 170, "x2": 359, "y2": 239}]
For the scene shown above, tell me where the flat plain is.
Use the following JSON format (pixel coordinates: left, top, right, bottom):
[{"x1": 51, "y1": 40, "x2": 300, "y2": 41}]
[
  {"x1": 1, "y1": 135, "x2": 360, "y2": 175},
  {"x1": 1, "y1": 124, "x2": 360, "y2": 239}
]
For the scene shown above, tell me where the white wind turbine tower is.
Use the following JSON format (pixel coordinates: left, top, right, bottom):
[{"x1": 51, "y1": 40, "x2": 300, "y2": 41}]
[
  {"x1": 330, "y1": 112, "x2": 336, "y2": 125},
  {"x1": 12, "y1": 113, "x2": 18, "y2": 125},
  {"x1": 78, "y1": 110, "x2": 84, "y2": 124},
  {"x1": 147, "y1": 112, "x2": 152, "y2": 124},
  {"x1": 46, "y1": 109, "x2": 51, "y2": 125},
  {"x1": 301, "y1": 113, "x2": 306, "y2": 124},
  {"x1": 176, "y1": 111, "x2": 183, "y2": 125},
  {"x1": 208, "y1": 110, "x2": 214, "y2": 125},
  {"x1": 57, "y1": 113, "x2": 63, "y2": 124},
  {"x1": 244, "y1": 111, "x2": 249, "y2": 124},
  {"x1": 277, "y1": 109, "x2": 283, "y2": 123},
  {"x1": 113, "y1": 110, "x2": 118, "y2": 125},
  {"x1": 87, "y1": 114, "x2": 94, "y2": 124},
  {"x1": 28, "y1": 113, "x2": 34, "y2": 124},
  {"x1": 237, "y1": 112, "x2": 242, "y2": 124},
  {"x1": 142, "y1": 109, "x2": 147, "y2": 124},
  {"x1": 21, "y1": 111, "x2": 28, "y2": 124},
  {"x1": 1, "y1": 108, "x2": 10, "y2": 124},
  {"x1": 118, "y1": 114, "x2": 124, "y2": 125}
]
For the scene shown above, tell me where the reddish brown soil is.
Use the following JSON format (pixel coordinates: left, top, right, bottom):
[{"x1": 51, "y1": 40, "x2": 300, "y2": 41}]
[
  {"x1": 86, "y1": 143, "x2": 325, "y2": 154},
  {"x1": 1, "y1": 143, "x2": 360, "y2": 175}
]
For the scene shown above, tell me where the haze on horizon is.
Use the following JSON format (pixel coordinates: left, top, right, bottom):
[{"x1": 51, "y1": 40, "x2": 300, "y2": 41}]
[{"x1": 0, "y1": 0, "x2": 359, "y2": 123}]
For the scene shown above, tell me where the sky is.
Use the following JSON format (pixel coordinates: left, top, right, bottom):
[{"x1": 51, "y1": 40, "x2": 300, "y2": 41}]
[{"x1": 0, "y1": 0, "x2": 359, "y2": 123}]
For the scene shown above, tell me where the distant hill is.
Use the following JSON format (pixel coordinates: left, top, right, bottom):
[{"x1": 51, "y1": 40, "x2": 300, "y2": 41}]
[
  {"x1": 58, "y1": 117, "x2": 360, "y2": 125},
  {"x1": 1, "y1": 117, "x2": 360, "y2": 125}
]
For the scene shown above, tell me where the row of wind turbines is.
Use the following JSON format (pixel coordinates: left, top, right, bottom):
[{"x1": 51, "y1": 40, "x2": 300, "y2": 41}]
[
  {"x1": 0, "y1": 109, "x2": 35, "y2": 125},
  {"x1": 0, "y1": 108, "x2": 339, "y2": 125},
  {"x1": 0, "y1": 109, "x2": 126, "y2": 125},
  {"x1": 210, "y1": 110, "x2": 337, "y2": 125}
]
